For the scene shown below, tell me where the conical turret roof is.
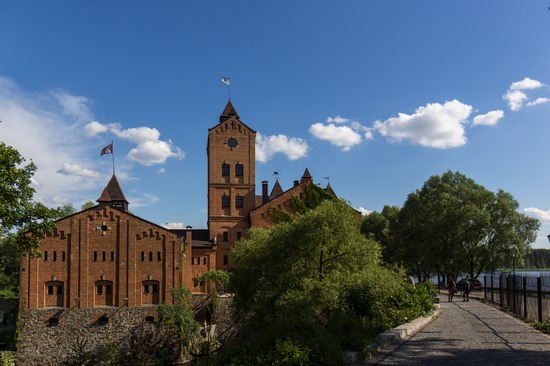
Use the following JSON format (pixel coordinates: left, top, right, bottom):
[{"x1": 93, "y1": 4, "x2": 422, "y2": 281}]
[
  {"x1": 270, "y1": 179, "x2": 284, "y2": 199},
  {"x1": 97, "y1": 174, "x2": 129, "y2": 210},
  {"x1": 220, "y1": 100, "x2": 239, "y2": 122}
]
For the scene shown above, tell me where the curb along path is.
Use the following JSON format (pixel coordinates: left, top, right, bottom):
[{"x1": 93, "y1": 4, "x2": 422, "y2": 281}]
[{"x1": 374, "y1": 295, "x2": 550, "y2": 365}]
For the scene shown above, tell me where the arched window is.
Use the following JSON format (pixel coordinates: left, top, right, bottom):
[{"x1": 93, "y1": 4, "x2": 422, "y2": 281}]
[
  {"x1": 222, "y1": 194, "x2": 230, "y2": 208},
  {"x1": 235, "y1": 164, "x2": 244, "y2": 177},
  {"x1": 222, "y1": 163, "x2": 230, "y2": 176},
  {"x1": 236, "y1": 195, "x2": 244, "y2": 208}
]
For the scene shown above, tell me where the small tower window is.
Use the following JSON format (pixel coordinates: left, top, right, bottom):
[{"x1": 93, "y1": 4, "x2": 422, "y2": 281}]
[
  {"x1": 53, "y1": 251, "x2": 57, "y2": 261},
  {"x1": 235, "y1": 164, "x2": 244, "y2": 177},
  {"x1": 111, "y1": 251, "x2": 115, "y2": 261},
  {"x1": 237, "y1": 231, "x2": 242, "y2": 240},
  {"x1": 93, "y1": 251, "x2": 98, "y2": 262},
  {"x1": 223, "y1": 255, "x2": 229, "y2": 265},
  {"x1": 236, "y1": 195, "x2": 244, "y2": 208},
  {"x1": 62, "y1": 251, "x2": 66, "y2": 261},
  {"x1": 222, "y1": 163, "x2": 230, "y2": 176},
  {"x1": 44, "y1": 251, "x2": 48, "y2": 261},
  {"x1": 102, "y1": 251, "x2": 106, "y2": 261},
  {"x1": 222, "y1": 195, "x2": 230, "y2": 208},
  {"x1": 223, "y1": 232, "x2": 228, "y2": 242},
  {"x1": 141, "y1": 251, "x2": 145, "y2": 261},
  {"x1": 157, "y1": 251, "x2": 161, "y2": 261},
  {"x1": 149, "y1": 252, "x2": 153, "y2": 261}
]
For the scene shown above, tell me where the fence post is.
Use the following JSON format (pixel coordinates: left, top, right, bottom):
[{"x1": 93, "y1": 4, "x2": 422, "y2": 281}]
[
  {"x1": 491, "y1": 274, "x2": 494, "y2": 303},
  {"x1": 523, "y1": 275, "x2": 527, "y2": 319},
  {"x1": 484, "y1": 276, "x2": 487, "y2": 299},
  {"x1": 499, "y1": 273, "x2": 504, "y2": 305},
  {"x1": 537, "y1": 276, "x2": 542, "y2": 323}
]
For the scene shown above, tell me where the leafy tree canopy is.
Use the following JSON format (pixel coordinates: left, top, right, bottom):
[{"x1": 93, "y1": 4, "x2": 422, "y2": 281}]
[
  {"x1": 393, "y1": 170, "x2": 539, "y2": 278},
  {"x1": 81, "y1": 200, "x2": 96, "y2": 210},
  {"x1": 0, "y1": 142, "x2": 61, "y2": 255}
]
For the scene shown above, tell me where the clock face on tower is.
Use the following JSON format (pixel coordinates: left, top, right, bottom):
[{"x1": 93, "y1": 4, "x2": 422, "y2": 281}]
[{"x1": 227, "y1": 137, "x2": 238, "y2": 148}]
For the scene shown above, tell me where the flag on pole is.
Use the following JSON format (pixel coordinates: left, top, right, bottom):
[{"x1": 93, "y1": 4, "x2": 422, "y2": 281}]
[
  {"x1": 100, "y1": 143, "x2": 113, "y2": 156},
  {"x1": 221, "y1": 77, "x2": 231, "y2": 86}
]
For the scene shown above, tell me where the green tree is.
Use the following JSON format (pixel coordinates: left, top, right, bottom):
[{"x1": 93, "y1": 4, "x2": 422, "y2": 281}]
[
  {"x1": 0, "y1": 236, "x2": 20, "y2": 292},
  {"x1": 57, "y1": 203, "x2": 76, "y2": 217},
  {"x1": 81, "y1": 201, "x2": 96, "y2": 210},
  {"x1": 0, "y1": 143, "x2": 60, "y2": 255},
  {"x1": 360, "y1": 205, "x2": 400, "y2": 263},
  {"x1": 394, "y1": 171, "x2": 539, "y2": 279}
]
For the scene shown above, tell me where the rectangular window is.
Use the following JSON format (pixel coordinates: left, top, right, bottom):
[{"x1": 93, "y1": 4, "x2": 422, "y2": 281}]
[
  {"x1": 102, "y1": 251, "x2": 106, "y2": 261},
  {"x1": 235, "y1": 164, "x2": 244, "y2": 177},
  {"x1": 97, "y1": 285, "x2": 103, "y2": 295},
  {"x1": 47, "y1": 285, "x2": 54, "y2": 295},
  {"x1": 222, "y1": 195, "x2": 229, "y2": 208},
  {"x1": 111, "y1": 251, "x2": 114, "y2": 261},
  {"x1": 223, "y1": 232, "x2": 228, "y2": 242},
  {"x1": 223, "y1": 255, "x2": 229, "y2": 265},
  {"x1": 152, "y1": 284, "x2": 158, "y2": 294},
  {"x1": 203, "y1": 257, "x2": 206, "y2": 265},
  {"x1": 237, "y1": 231, "x2": 242, "y2": 240},
  {"x1": 62, "y1": 251, "x2": 66, "y2": 261},
  {"x1": 106, "y1": 285, "x2": 112, "y2": 295},
  {"x1": 93, "y1": 251, "x2": 98, "y2": 262},
  {"x1": 53, "y1": 251, "x2": 57, "y2": 261},
  {"x1": 236, "y1": 196, "x2": 244, "y2": 208},
  {"x1": 222, "y1": 163, "x2": 230, "y2": 176},
  {"x1": 141, "y1": 251, "x2": 145, "y2": 261},
  {"x1": 44, "y1": 251, "x2": 48, "y2": 261},
  {"x1": 191, "y1": 257, "x2": 194, "y2": 265},
  {"x1": 57, "y1": 285, "x2": 63, "y2": 295},
  {"x1": 157, "y1": 251, "x2": 161, "y2": 261},
  {"x1": 144, "y1": 285, "x2": 149, "y2": 294},
  {"x1": 149, "y1": 252, "x2": 153, "y2": 261}
]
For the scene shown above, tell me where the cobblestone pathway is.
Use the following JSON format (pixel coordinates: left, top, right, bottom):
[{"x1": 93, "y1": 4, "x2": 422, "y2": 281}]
[{"x1": 377, "y1": 295, "x2": 550, "y2": 365}]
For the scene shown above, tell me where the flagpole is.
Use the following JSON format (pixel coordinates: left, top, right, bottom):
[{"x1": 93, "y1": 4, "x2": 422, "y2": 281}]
[{"x1": 111, "y1": 140, "x2": 115, "y2": 175}]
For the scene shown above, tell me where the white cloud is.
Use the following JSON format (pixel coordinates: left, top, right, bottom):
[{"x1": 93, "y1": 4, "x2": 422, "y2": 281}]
[
  {"x1": 504, "y1": 77, "x2": 546, "y2": 111},
  {"x1": 84, "y1": 122, "x2": 185, "y2": 166},
  {"x1": 309, "y1": 123, "x2": 362, "y2": 151},
  {"x1": 57, "y1": 163, "x2": 101, "y2": 178},
  {"x1": 326, "y1": 115, "x2": 350, "y2": 124},
  {"x1": 356, "y1": 207, "x2": 372, "y2": 216},
  {"x1": 162, "y1": 222, "x2": 186, "y2": 229},
  {"x1": 157, "y1": 168, "x2": 166, "y2": 174},
  {"x1": 373, "y1": 100, "x2": 473, "y2": 149},
  {"x1": 54, "y1": 93, "x2": 93, "y2": 124},
  {"x1": 472, "y1": 110, "x2": 504, "y2": 126},
  {"x1": 523, "y1": 207, "x2": 550, "y2": 224},
  {"x1": 127, "y1": 193, "x2": 160, "y2": 208},
  {"x1": 255, "y1": 133, "x2": 308, "y2": 163},
  {"x1": 527, "y1": 97, "x2": 550, "y2": 107}
]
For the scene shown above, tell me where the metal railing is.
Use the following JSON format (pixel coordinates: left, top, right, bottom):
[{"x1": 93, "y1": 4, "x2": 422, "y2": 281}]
[{"x1": 483, "y1": 273, "x2": 550, "y2": 322}]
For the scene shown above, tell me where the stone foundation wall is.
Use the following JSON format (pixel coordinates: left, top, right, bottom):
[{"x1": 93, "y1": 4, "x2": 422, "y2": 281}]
[{"x1": 16, "y1": 296, "x2": 234, "y2": 365}]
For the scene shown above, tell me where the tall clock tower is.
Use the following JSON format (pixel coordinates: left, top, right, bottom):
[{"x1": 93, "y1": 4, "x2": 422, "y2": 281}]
[{"x1": 207, "y1": 100, "x2": 256, "y2": 269}]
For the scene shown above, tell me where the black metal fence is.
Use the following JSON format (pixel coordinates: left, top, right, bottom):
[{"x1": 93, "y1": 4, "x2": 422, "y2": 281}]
[{"x1": 483, "y1": 273, "x2": 550, "y2": 322}]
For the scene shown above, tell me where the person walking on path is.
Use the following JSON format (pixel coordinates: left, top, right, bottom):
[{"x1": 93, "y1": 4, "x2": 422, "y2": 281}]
[
  {"x1": 447, "y1": 276, "x2": 457, "y2": 302},
  {"x1": 462, "y1": 275, "x2": 471, "y2": 302}
]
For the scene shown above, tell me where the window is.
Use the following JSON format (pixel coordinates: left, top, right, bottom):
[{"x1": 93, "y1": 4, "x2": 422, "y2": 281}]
[
  {"x1": 47, "y1": 317, "x2": 59, "y2": 326},
  {"x1": 149, "y1": 252, "x2": 153, "y2": 261},
  {"x1": 47, "y1": 285, "x2": 54, "y2": 295},
  {"x1": 191, "y1": 257, "x2": 194, "y2": 265},
  {"x1": 157, "y1": 251, "x2": 161, "y2": 261},
  {"x1": 93, "y1": 251, "x2": 98, "y2": 262},
  {"x1": 141, "y1": 251, "x2": 145, "y2": 261},
  {"x1": 237, "y1": 231, "x2": 242, "y2": 240},
  {"x1": 236, "y1": 195, "x2": 244, "y2": 208},
  {"x1": 111, "y1": 251, "x2": 114, "y2": 261},
  {"x1": 53, "y1": 251, "x2": 57, "y2": 261},
  {"x1": 98, "y1": 316, "x2": 108, "y2": 325},
  {"x1": 44, "y1": 251, "x2": 48, "y2": 261},
  {"x1": 152, "y1": 284, "x2": 158, "y2": 294},
  {"x1": 62, "y1": 251, "x2": 66, "y2": 261},
  {"x1": 102, "y1": 251, "x2": 106, "y2": 261},
  {"x1": 106, "y1": 285, "x2": 112, "y2": 295},
  {"x1": 145, "y1": 316, "x2": 155, "y2": 322},
  {"x1": 223, "y1": 232, "x2": 228, "y2": 242},
  {"x1": 57, "y1": 285, "x2": 63, "y2": 295},
  {"x1": 223, "y1": 255, "x2": 229, "y2": 265},
  {"x1": 222, "y1": 163, "x2": 230, "y2": 176},
  {"x1": 97, "y1": 285, "x2": 103, "y2": 295},
  {"x1": 236, "y1": 164, "x2": 244, "y2": 177},
  {"x1": 144, "y1": 284, "x2": 150, "y2": 294},
  {"x1": 203, "y1": 257, "x2": 206, "y2": 265},
  {"x1": 222, "y1": 195, "x2": 229, "y2": 208}
]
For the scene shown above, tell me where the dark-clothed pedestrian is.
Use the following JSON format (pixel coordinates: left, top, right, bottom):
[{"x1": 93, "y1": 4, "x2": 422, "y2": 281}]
[
  {"x1": 448, "y1": 276, "x2": 457, "y2": 302},
  {"x1": 463, "y1": 275, "x2": 471, "y2": 302}
]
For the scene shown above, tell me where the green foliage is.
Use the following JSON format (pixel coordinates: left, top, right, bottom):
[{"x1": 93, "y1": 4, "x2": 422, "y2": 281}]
[
  {"x1": 57, "y1": 203, "x2": 76, "y2": 218},
  {"x1": 532, "y1": 321, "x2": 550, "y2": 334},
  {"x1": 194, "y1": 270, "x2": 230, "y2": 293},
  {"x1": 0, "y1": 236, "x2": 21, "y2": 292},
  {"x1": 360, "y1": 205, "x2": 400, "y2": 263},
  {"x1": 0, "y1": 352, "x2": 16, "y2": 366},
  {"x1": 258, "y1": 338, "x2": 311, "y2": 366},
  {"x1": 224, "y1": 200, "x2": 429, "y2": 365},
  {"x1": 158, "y1": 287, "x2": 201, "y2": 358},
  {"x1": 81, "y1": 201, "x2": 96, "y2": 210},
  {"x1": 390, "y1": 170, "x2": 539, "y2": 279},
  {"x1": 0, "y1": 142, "x2": 61, "y2": 256}
]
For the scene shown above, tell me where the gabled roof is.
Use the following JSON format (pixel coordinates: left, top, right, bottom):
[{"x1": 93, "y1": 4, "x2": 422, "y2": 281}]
[
  {"x1": 97, "y1": 174, "x2": 128, "y2": 204},
  {"x1": 302, "y1": 168, "x2": 312, "y2": 179},
  {"x1": 270, "y1": 179, "x2": 284, "y2": 199},
  {"x1": 219, "y1": 100, "x2": 239, "y2": 122},
  {"x1": 325, "y1": 182, "x2": 336, "y2": 196}
]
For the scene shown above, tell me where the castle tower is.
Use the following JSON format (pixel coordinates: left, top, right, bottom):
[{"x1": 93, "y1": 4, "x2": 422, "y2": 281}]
[{"x1": 207, "y1": 100, "x2": 256, "y2": 269}]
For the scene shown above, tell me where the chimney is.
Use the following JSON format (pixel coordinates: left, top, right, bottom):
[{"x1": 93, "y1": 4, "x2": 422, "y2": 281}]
[
  {"x1": 293, "y1": 180, "x2": 300, "y2": 187},
  {"x1": 262, "y1": 180, "x2": 269, "y2": 204}
]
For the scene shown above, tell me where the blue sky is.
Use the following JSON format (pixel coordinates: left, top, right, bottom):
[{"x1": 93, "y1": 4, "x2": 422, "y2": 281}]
[{"x1": 2, "y1": 1, "x2": 550, "y2": 248}]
